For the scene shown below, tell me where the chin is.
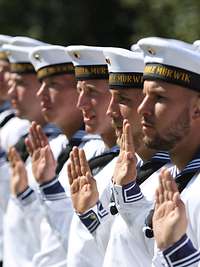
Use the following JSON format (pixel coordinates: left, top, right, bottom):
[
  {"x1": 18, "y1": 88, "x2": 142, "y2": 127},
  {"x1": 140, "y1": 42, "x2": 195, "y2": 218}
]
[{"x1": 85, "y1": 125, "x2": 97, "y2": 134}]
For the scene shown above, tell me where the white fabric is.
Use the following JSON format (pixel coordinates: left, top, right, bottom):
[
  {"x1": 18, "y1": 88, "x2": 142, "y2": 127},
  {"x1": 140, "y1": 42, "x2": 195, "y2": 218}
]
[
  {"x1": 0, "y1": 116, "x2": 30, "y2": 152},
  {"x1": 152, "y1": 171, "x2": 200, "y2": 267},
  {"x1": 32, "y1": 136, "x2": 108, "y2": 267},
  {"x1": 67, "y1": 156, "x2": 118, "y2": 267},
  {"x1": 3, "y1": 134, "x2": 67, "y2": 267}
]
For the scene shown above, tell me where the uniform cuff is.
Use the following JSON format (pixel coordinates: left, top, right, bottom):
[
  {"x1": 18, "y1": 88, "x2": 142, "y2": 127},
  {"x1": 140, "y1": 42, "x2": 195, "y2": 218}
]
[
  {"x1": 78, "y1": 201, "x2": 109, "y2": 234},
  {"x1": 163, "y1": 234, "x2": 200, "y2": 266},
  {"x1": 39, "y1": 176, "x2": 67, "y2": 201},
  {"x1": 113, "y1": 181, "x2": 143, "y2": 207},
  {"x1": 16, "y1": 187, "x2": 36, "y2": 206}
]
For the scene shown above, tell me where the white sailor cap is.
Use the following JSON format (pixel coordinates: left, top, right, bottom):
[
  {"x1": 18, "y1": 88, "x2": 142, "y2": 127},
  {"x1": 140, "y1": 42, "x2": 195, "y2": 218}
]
[
  {"x1": 29, "y1": 45, "x2": 74, "y2": 81},
  {"x1": 10, "y1": 36, "x2": 46, "y2": 47},
  {"x1": 0, "y1": 34, "x2": 13, "y2": 60},
  {"x1": 66, "y1": 45, "x2": 108, "y2": 80},
  {"x1": 103, "y1": 47, "x2": 144, "y2": 89},
  {"x1": 193, "y1": 40, "x2": 200, "y2": 51},
  {"x1": 3, "y1": 44, "x2": 35, "y2": 73},
  {"x1": 138, "y1": 37, "x2": 200, "y2": 92}
]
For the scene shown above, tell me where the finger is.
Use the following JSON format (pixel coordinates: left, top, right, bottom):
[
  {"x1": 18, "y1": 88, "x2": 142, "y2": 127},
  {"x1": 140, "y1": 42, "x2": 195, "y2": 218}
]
[
  {"x1": 25, "y1": 137, "x2": 34, "y2": 156},
  {"x1": 70, "y1": 151, "x2": 78, "y2": 179},
  {"x1": 154, "y1": 188, "x2": 160, "y2": 209},
  {"x1": 11, "y1": 147, "x2": 22, "y2": 163},
  {"x1": 67, "y1": 163, "x2": 73, "y2": 185},
  {"x1": 158, "y1": 171, "x2": 164, "y2": 204},
  {"x1": 124, "y1": 121, "x2": 135, "y2": 155},
  {"x1": 79, "y1": 149, "x2": 91, "y2": 176},
  {"x1": 160, "y1": 168, "x2": 170, "y2": 202},
  {"x1": 8, "y1": 147, "x2": 14, "y2": 162},
  {"x1": 70, "y1": 179, "x2": 79, "y2": 194},
  {"x1": 164, "y1": 169, "x2": 176, "y2": 201},
  {"x1": 29, "y1": 121, "x2": 41, "y2": 149},
  {"x1": 72, "y1": 147, "x2": 82, "y2": 176},
  {"x1": 37, "y1": 124, "x2": 48, "y2": 147},
  {"x1": 8, "y1": 147, "x2": 15, "y2": 167}
]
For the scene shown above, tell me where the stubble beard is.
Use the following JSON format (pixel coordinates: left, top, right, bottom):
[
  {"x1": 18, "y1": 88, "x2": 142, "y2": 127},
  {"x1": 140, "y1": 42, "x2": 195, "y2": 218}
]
[{"x1": 143, "y1": 107, "x2": 191, "y2": 151}]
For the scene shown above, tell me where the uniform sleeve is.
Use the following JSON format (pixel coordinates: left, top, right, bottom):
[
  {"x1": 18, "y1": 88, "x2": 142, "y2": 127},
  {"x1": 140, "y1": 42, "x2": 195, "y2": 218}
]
[
  {"x1": 16, "y1": 186, "x2": 44, "y2": 245},
  {"x1": 39, "y1": 176, "x2": 74, "y2": 250},
  {"x1": 113, "y1": 180, "x2": 154, "y2": 255},
  {"x1": 113, "y1": 181, "x2": 153, "y2": 232},
  {"x1": 78, "y1": 199, "x2": 113, "y2": 254},
  {"x1": 152, "y1": 234, "x2": 200, "y2": 267}
]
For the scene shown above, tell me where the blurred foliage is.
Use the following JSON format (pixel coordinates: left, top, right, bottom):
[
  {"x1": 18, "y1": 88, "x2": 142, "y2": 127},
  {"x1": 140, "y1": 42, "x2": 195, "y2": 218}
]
[{"x1": 0, "y1": 0, "x2": 199, "y2": 48}]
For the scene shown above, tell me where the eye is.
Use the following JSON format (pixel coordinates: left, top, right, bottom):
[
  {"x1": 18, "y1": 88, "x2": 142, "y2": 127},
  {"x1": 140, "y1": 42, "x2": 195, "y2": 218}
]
[
  {"x1": 119, "y1": 95, "x2": 130, "y2": 104},
  {"x1": 156, "y1": 94, "x2": 166, "y2": 101}
]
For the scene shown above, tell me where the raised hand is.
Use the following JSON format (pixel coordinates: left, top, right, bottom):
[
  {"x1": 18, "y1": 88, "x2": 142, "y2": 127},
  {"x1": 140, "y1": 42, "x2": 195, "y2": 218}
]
[
  {"x1": 8, "y1": 147, "x2": 28, "y2": 195},
  {"x1": 153, "y1": 168, "x2": 187, "y2": 250},
  {"x1": 112, "y1": 119, "x2": 137, "y2": 186},
  {"x1": 68, "y1": 147, "x2": 99, "y2": 214},
  {"x1": 25, "y1": 121, "x2": 56, "y2": 184}
]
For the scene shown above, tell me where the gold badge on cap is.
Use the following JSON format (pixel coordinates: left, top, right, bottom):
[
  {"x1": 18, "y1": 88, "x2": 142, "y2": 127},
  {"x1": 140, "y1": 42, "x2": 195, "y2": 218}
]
[
  {"x1": 34, "y1": 53, "x2": 41, "y2": 61},
  {"x1": 105, "y1": 57, "x2": 111, "y2": 65},
  {"x1": 147, "y1": 47, "x2": 156, "y2": 55},
  {"x1": 73, "y1": 51, "x2": 80, "y2": 59}
]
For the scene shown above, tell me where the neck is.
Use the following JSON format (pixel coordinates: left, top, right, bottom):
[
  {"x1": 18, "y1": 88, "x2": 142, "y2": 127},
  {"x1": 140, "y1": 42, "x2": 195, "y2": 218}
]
[
  {"x1": 62, "y1": 119, "x2": 83, "y2": 141},
  {"x1": 169, "y1": 129, "x2": 200, "y2": 171},
  {"x1": 101, "y1": 128, "x2": 117, "y2": 148},
  {"x1": 32, "y1": 116, "x2": 47, "y2": 128},
  {"x1": 0, "y1": 99, "x2": 6, "y2": 106},
  {"x1": 133, "y1": 133, "x2": 157, "y2": 161},
  {"x1": 137, "y1": 143, "x2": 157, "y2": 162}
]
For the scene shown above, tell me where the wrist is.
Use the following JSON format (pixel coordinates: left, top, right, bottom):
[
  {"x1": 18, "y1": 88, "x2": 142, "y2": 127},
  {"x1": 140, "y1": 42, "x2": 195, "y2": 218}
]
[{"x1": 36, "y1": 172, "x2": 56, "y2": 185}]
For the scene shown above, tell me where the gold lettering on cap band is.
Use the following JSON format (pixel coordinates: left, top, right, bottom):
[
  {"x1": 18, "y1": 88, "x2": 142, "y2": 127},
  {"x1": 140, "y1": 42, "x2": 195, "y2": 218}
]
[
  {"x1": 109, "y1": 72, "x2": 143, "y2": 89},
  {"x1": 10, "y1": 63, "x2": 35, "y2": 74},
  {"x1": 37, "y1": 63, "x2": 74, "y2": 80},
  {"x1": 143, "y1": 63, "x2": 200, "y2": 92},
  {"x1": 0, "y1": 51, "x2": 8, "y2": 61},
  {"x1": 144, "y1": 64, "x2": 190, "y2": 83},
  {"x1": 75, "y1": 65, "x2": 108, "y2": 80}
]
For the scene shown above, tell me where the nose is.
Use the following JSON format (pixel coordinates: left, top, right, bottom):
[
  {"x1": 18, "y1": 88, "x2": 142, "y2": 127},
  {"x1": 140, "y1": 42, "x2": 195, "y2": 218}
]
[
  {"x1": 37, "y1": 82, "x2": 48, "y2": 98},
  {"x1": 8, "y1": 81, "x2": 17, "y2": 99},
  {"x1": 137, "y1": 95, "x2": 153, "y2": 117},
  {"x1": 106, "y1": 94, "x2": 120, "y2": 119},
  {"x1": 76, "y1": 90, "x2": 90, "y2": 110}
]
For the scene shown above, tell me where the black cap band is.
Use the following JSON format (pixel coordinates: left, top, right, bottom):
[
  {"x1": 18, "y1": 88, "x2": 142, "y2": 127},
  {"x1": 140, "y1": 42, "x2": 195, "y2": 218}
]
[
  {"x1": 37, "y1": 63, "x2": 74, "y2": 80},
  {"x1": 75, "y1": 64, "x2": 108, "y2": 80},
  {"x1": 0, "y1": 51, "x2": 8, "y2": 61},
  {"x1": 144, "y1": 63, "x2": 200, "y2": 92},
  {"x1": 109, "y1": 72, "x2": 143, "y2": 89},
  {"x1": 10, "y1": 63, "x2": 35, "y2": 74}
]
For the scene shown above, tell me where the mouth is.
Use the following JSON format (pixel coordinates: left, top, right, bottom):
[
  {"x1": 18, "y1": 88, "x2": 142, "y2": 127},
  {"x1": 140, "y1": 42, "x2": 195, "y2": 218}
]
[
  {"x1": 141, "y1": 119, "x2": 154, "y2": 129},
  {"x1": 83, "y1": 113, "x2": 96, "y2": 124},
  {"x1": 11, "y1": 100, "x2": 18, "y2": 109},
  {"x1": 41, "y1": 102, "x2": 52, "y2": 111}
]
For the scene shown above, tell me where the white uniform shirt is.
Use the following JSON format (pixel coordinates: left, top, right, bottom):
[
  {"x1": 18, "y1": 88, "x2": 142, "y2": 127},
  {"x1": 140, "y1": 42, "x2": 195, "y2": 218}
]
[
  {"x1": 3, "y1": 133, "x2": 67, "y2": 267},
  {"x1": 32, "y1": 135, "x2": 108, "y2": 267},
  {"x1": 67, "y1": 155, "x2": 118, "y2": 267}
]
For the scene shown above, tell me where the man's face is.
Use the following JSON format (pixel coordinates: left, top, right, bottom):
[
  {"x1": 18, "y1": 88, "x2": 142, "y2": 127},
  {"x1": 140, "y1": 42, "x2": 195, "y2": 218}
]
[
  {"x1": 8, "y1": 73, "x2": 41, "y2": 120},
  {"x1": 76, "y1": 80, "x2": 112, "y2": 135},
  {"x1": 107, "y1": 88, "x2": 144, "y2": 147},
  {"x1": 0, "y1": 60, "x2": 11, "y2": 101},
  {"x1": 37, "y1": 74, "x2": 82, "y2": 128},
  {"x1": 138, "y1": 80, "x2": 194, "y2": 151}
]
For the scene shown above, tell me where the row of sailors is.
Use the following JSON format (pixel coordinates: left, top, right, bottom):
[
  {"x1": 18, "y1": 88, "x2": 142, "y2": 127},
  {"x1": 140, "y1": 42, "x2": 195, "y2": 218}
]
[{"x1": 0, "y1": 34, "x2": 199, "y2": 267}]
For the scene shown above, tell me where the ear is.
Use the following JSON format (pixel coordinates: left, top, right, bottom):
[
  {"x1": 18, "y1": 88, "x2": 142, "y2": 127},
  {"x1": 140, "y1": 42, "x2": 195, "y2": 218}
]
[{"x1": 192, "y1": 94, "x2": 200, "y2": 119}]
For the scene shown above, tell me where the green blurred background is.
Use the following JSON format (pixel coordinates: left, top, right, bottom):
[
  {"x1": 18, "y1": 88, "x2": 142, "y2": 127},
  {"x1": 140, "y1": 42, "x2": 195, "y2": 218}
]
[{"x1": 0, "y1": 0, "x2": 200, "y2": 48}]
